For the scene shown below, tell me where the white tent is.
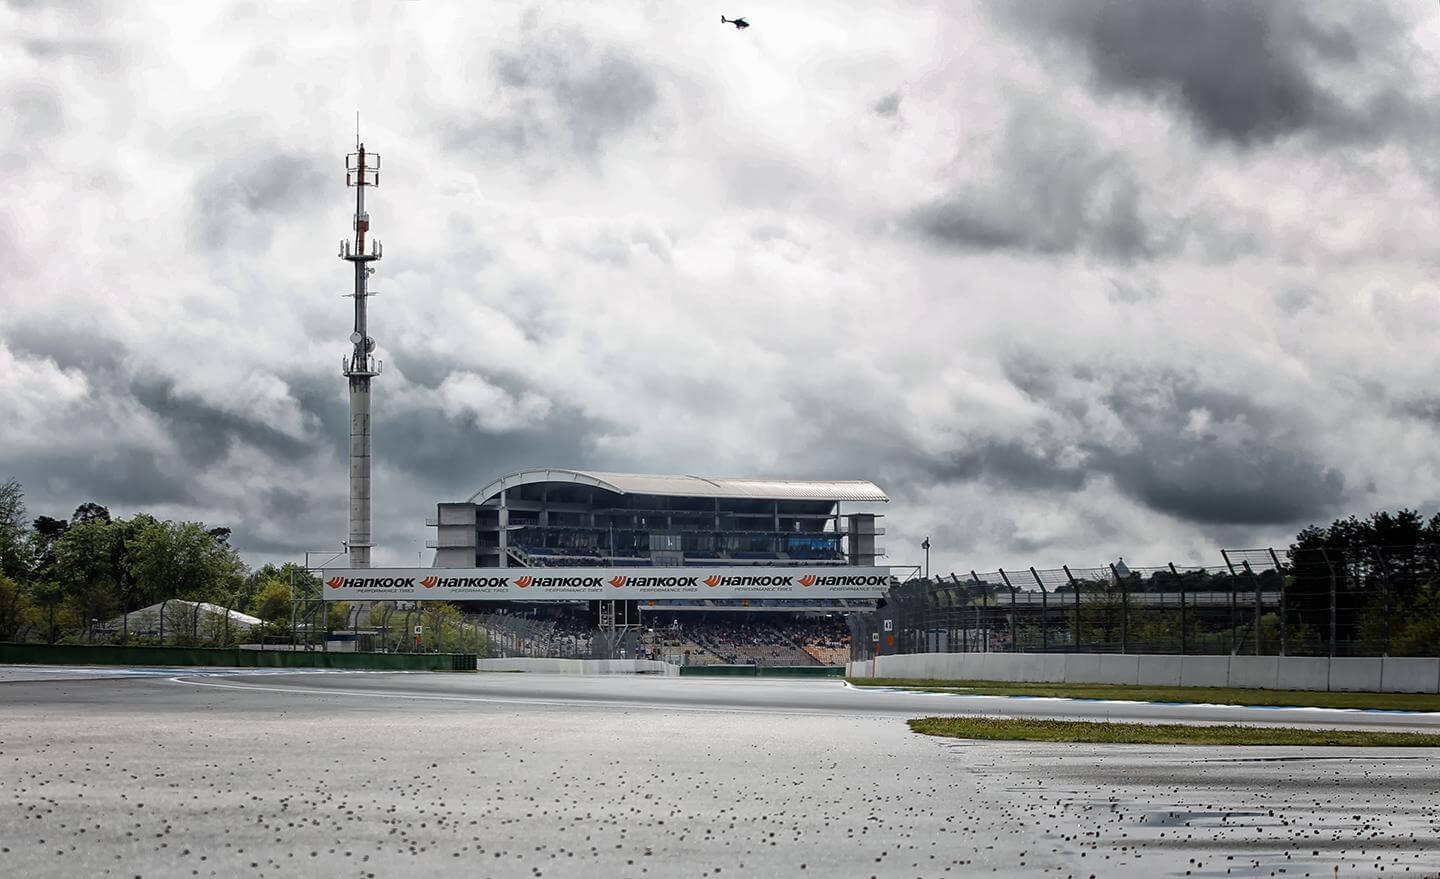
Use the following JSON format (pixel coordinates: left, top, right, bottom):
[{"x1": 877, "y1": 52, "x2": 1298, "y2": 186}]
[{"x1": 100, "y1": 600, "x2": 262, "y2": 638}]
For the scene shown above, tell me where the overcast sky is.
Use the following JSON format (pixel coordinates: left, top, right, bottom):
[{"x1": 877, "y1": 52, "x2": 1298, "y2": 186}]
[{"x1": 5, "y1": 1, "x2": 1440, "y2": 576}]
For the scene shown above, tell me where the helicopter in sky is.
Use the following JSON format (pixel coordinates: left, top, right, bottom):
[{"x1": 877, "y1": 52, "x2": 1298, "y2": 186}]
[{"x1": 721, "y1": 15, "x2": 749, "y2": 29}]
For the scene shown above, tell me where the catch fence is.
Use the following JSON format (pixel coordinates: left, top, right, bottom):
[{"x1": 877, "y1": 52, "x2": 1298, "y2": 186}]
[{"x1": 849, "y1": 545, "x2": 1440, "y2": 661}]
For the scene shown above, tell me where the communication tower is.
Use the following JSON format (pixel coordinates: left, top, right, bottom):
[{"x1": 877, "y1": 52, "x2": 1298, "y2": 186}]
[{"x1": 340, "y1": 138, "x2": 383, "y2": 568}]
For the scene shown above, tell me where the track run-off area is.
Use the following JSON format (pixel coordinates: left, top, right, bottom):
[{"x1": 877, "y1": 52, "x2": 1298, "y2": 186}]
[{"x1": 2, "y1": 666, "x2": 1438, "y2": 878}]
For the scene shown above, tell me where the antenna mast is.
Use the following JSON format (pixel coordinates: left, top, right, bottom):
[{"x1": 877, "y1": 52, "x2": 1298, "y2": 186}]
[{"x1": 340, "y1": 136, "x2": 383, "y2": 568}]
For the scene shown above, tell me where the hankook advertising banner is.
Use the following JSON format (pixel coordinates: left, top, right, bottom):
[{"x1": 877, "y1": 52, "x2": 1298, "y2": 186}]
[{"x1": 319, "y1": 566, "x2": 892, "y2": 601}]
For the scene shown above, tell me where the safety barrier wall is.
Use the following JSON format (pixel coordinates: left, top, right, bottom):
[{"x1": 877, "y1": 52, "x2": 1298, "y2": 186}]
[
  {"x1": 0, "y1": 642, "x2": 476, "y2": 672},
  {"x1": 846, "y1": 652, "x2": 1440, "y2": 693},
  {"x1": 476, "y1": 658, "x2": 678, "y2": 675},
  {"x1": 678, "y1": 665, "x2": 846, "y2": 678}
]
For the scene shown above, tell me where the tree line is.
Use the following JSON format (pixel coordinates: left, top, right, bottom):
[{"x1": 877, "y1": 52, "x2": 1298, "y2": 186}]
[
  {"x1": 1286, "y1": 509, "x2": 1440, "y2": 655},
  {"x1": 0, "y1": 478, "x2": 329, "y2": 644}
]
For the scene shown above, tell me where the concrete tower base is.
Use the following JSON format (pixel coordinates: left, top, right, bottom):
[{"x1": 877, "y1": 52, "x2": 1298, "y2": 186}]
[{"x1": 348, "y1": 376, "x2": 372, "y2": 568}]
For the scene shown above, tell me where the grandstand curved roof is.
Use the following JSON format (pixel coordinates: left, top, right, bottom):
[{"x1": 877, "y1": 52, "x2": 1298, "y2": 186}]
[{"x1": 467, "y1": 469, "x2": 889, "y2": 504}]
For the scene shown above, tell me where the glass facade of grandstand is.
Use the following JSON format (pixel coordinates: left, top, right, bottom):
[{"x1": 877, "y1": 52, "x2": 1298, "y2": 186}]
[{"x1": 429, "y1": 469, "x2": 888, "y2": 572}]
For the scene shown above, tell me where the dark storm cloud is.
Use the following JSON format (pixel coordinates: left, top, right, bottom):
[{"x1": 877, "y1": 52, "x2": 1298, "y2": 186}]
[
  {"x1": 878, "y1": 358, "x2": 1344, "y2": 528},
  {"x1": 376, "y1": 403, "x2": 607, "y2": 496},
  {"x1": 287, "y1": 375, "x2": 350, "y2": 462},
  {"x1": 445, "y1": 26, "x2": 658, "y2": 160},
  {"x1": 999, "y1": 1, "x2": 1413, "y2": 146},
  {"x1": 288, "y1": 370, "x2": 611, "y2": 496},
  {"x1": 2, "y1": 323, "x2": 129, "y2": 378},
  {"x1": 130, "y1": 377, "x2": 318, "y2": 465},
  {"x1": 261, "y1": 485, "x2": 311, "y2": 520},
  {"x1": 0, "y1": 331, "x2": 194, "y2": 510},
  {"x1": 190, "y1": 152, "x2": 330, "y2": 248},
  {"x1": 908, "y1": 112, "x2": 1152, "y2": 258},
  {"x1": 233, "y1": 531, "x2": 320, "y2": 556},
  {"x1": 1093, "y1": 440, "x2": 1343, "y2": 527},
  {"x1": 931, "y1": 440, "x2": 1087, "y2": 493},
  {"x1": 987, "y1": 359, "x2": 1347, "y2": 525},
  {"x1": 1084, "y1": 376, "x2": 1345, "y2": 526},
  {"x1": 22, "y1": 447, "x2": 195, "y2": 511}
]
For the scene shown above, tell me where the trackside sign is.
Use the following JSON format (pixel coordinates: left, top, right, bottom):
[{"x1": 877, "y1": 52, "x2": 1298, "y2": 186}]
[{"x1": 318, "y1": 566, "x2": 892, "y2": 601}]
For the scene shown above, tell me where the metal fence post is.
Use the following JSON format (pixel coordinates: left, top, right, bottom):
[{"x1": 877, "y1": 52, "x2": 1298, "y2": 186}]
[
  {"x1": 1108, "y1": 563, "x2": 1127, "y2": 654},
  {"x1": 969, "y1": 571, "x2": 984, "y2": 653},
  {"x1": 997, "y1": 569, "x2": 1018, "y2": 652},
  {"x1": 1240, "y1": 560, "x2": 1262, "y2": 655},
  {"x1": 1062, "y1": 565, "x2": 1081, "y2": 651},
  {"x1": 1221, "y1": 550, "x2": 1239, "y2": 655},
  {"x1": 947, "y1": 582, "x2": 957, "y2": 654},
  {"x1": 1168, "y1": 563, "x2": 1185, "y2": 655},
  {"x1": 1029, "y1": 567, "x2": 1048, "y2": 652},
  {"x1": 1319, "y1": 547, "x2": 1338, "y2": 658},
  {"x1": 1267, "y1": 548, "x2": 1286, "y2": 655}
]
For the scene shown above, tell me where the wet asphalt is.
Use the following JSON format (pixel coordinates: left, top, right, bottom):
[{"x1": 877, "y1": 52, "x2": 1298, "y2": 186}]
[{"x1": 1, "y1": 667, "x2": 1437, "y2": 878}]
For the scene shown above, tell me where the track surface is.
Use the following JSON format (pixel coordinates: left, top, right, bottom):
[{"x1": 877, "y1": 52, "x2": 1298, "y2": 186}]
[{"x1": 2, "y1": 666, "x2": 1438, "y2": 878}]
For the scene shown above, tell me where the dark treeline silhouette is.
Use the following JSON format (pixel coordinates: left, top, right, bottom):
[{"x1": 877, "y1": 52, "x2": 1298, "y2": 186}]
[{"x1": 1285, "y1": 509, "x2": 1440, "y2": 656}]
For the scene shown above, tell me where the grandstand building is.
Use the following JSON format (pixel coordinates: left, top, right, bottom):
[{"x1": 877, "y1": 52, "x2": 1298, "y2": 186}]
[{"x1": 428, "y1": 469, "x2": 888, "y2": 572}]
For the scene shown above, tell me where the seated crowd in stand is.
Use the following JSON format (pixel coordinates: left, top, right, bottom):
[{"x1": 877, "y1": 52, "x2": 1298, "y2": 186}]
[
  {"x1": 480, "y1": 610, "x2": 851, "y2": 666},
  {"x1": 643, "y1": 616, "x2": 850, "y2": 666}
]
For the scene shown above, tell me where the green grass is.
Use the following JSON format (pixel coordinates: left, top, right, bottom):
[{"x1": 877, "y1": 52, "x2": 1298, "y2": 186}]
[
  {"x1": 849, "y1": 678, "x2": 1440, "y2": 712},
  {"x1": 908, "y1": 716, "x2": 1440, "y2": 746}
]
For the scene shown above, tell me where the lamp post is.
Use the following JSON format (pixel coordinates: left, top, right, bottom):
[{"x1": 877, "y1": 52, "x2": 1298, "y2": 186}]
[{"x1": 921, "y1": 537, "x2": 931, "y2": 580}]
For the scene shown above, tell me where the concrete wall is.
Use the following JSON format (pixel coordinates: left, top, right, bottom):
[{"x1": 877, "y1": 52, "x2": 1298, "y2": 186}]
[
  {"x1": 477, "y1": 658, "x2": 678, "y2": 676},
  {"x1": 1095, "y1": 654, "x2": 1138, "y2": 685},
  {"x1": 847, "y1": 652, "x2": 1440, "y2": 694},
  {"x1": 1275, "y1": 657, "x2": 1329, "y2": 692},
  {"x1": 1381, "y1": 658, "x2": 1440, "y2": 694},
  {"x1": 1228, "y1": 656, "x2": 1278, "y2": 690},
  {"x1": 1328, "y1": 658, "x2": 1383, "y2": 692},
  {"x1": 437, "y1": 503, "x2": 476, "y2": 526},
  {"x1": 1179, "y1": 656, "x2": 1230, "y2": 688},
  {"x1": 1136, "y1": 654, "x2": 1182, "y2": 687}
]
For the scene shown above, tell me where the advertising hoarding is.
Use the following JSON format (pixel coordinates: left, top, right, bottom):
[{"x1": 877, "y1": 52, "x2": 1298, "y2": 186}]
[{"x1": 320, "y1": 566, "x2": 891, "y2": 601}]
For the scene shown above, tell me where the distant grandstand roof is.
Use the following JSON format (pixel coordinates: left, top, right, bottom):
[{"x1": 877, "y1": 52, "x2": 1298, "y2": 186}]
[{"x1": 467, "y1": 469, "x2": 889, "y2": 504}]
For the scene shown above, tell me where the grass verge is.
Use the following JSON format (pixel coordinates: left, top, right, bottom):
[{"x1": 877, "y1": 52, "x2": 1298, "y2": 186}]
[
  {"x1": 848, "y1": 678, "x2": 1440, "y2": 712},
  {"x1": 908, "y1": 716, "x2": 1440, "y2": 746}
]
